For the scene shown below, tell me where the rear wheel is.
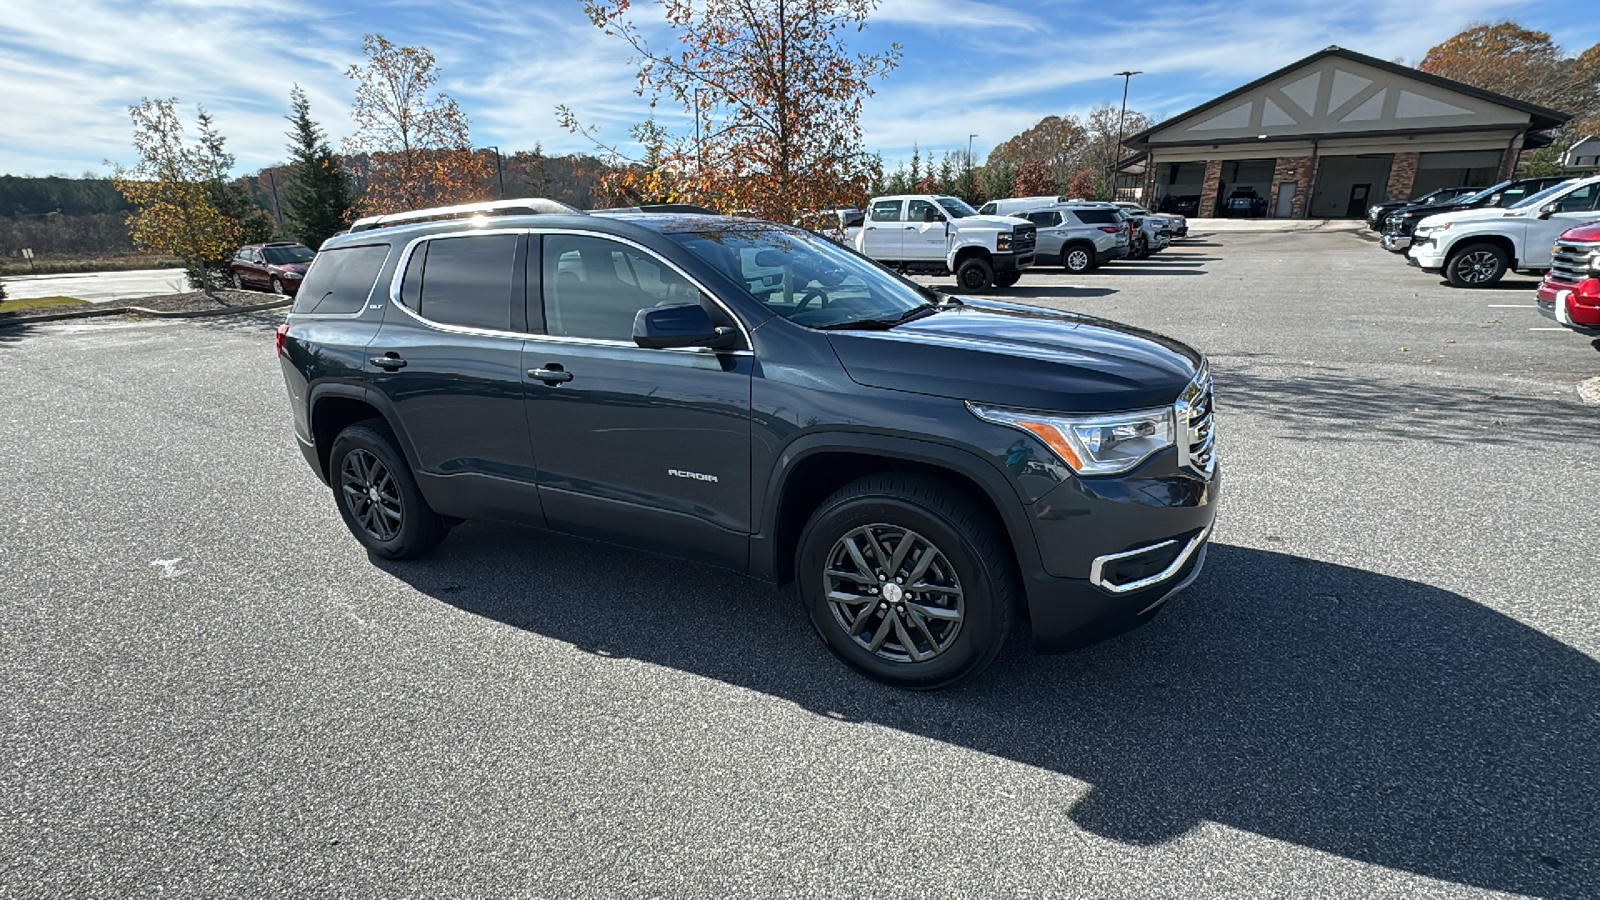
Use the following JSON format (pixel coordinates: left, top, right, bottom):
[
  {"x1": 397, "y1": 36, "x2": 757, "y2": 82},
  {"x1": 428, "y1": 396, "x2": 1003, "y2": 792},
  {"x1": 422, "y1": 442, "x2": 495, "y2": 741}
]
[
  {"x1": 796, "y1": 474, "x2": 1015, "y2": 689},
  {"x1": 1445, "y1": 243, "x2": 1508, "y2": 288},
  {"x1": 955, "y1": 257, "x2": 994, "y2": 292},
  {"x1": 329, "y1": 421, "x2": 445, "y2": 559},
  {"x1": 1131, "y1": 234, "x2": 1149, "y2": 259},
  {"x1": 1062, "y1": 244, "x2": 1094, "y2": 274}
]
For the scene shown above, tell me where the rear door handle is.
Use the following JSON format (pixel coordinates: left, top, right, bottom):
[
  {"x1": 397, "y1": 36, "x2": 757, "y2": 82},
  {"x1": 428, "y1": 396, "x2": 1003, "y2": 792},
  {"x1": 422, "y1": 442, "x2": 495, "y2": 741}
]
[
  {"x1": 369, "y1": 354, "x2": 407, "y2": 370},
  {"x1": 528, "y1": 367, "x2": 573, "y2": 384}
]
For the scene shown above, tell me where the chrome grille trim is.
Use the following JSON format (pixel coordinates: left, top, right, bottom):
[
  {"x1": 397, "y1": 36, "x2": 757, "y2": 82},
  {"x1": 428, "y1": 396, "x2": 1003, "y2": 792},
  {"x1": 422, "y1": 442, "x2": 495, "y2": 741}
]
[
  {"x1": 1550, "y1": 240, "x2": 1598, "y2": 284},
  {"x1": 1175, "y1": 363, "x2": 1216, "y2": 479}
]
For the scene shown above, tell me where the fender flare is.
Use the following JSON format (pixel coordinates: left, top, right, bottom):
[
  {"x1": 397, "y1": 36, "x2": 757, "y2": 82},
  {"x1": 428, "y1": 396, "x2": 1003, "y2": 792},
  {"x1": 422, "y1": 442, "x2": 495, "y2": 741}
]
[
  {"x1": 306, "y1": 381, "x2": 423, "y2": 477},
  {"x1": 749, "y1": 429, "x2": 1042, "y2": 582}
]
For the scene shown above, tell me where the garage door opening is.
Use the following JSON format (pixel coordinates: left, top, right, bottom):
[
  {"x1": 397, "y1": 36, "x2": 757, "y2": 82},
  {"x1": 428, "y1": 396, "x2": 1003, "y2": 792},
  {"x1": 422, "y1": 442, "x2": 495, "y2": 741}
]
[
  {"x1": 1213, "y1": 159, "x2": 1275, "y2": 217},
  {"x1": 1153, "y1": 162, "x2": 1207, "y2": 216},
  {"x1": 1409, "y1": 150, "x2": 1502, "y2": 196},
  {"x1": 1311, "y1": 154, "x2": 1394, "y2": 218}
]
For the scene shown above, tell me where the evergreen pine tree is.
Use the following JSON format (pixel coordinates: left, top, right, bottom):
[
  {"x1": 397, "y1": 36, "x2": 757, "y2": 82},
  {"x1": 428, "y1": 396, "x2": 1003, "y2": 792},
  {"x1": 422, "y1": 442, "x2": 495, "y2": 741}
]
[{"x1": 283, "y1": 86, "x2": 356, "y2": 250}]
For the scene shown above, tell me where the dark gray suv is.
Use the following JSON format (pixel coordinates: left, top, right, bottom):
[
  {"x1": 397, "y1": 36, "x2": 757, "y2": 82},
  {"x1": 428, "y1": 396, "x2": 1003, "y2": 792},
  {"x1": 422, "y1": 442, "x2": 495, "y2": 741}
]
[{"x1": 277, "y1": 199, "x2": 1219, "y2": 688}]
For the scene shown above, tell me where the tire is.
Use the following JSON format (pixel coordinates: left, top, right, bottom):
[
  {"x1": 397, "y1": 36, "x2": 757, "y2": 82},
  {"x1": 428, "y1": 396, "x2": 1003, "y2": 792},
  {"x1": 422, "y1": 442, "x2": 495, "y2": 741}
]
[
  {"x1": 955, "y1": 257, "x2": 994, "y2": 292},
  {"x1": 1062, "y1": 244, "x2": 1094, "y2": 274},
  {"x1": 1131, "y1": 235, "x2": 1149, "y2": 259},
  {"x1": 328, "y1": 421, "x2": 445, "y2": 560},
  {"x1": 271, "y1": 276, "x2": 285, "y2": 295},
  {"x1": 1445, "y1": 243, "x2": 1509, "y2": 288},
  {"x1": 796, "y1": 474, "x2": 1016, "y2": 690},
  {"x1": 993, "y1": 272, "x2": 1021, "y2": 288},
  {"x1": 231, "y1": 271, "x2": 245, "y2": 290}
]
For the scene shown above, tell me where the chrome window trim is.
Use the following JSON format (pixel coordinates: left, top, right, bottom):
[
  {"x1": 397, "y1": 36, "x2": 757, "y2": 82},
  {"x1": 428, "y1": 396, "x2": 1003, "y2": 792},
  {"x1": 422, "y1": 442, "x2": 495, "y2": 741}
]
[{"x1": 383, "y1": 227, "x2": 754, "y2": 355}]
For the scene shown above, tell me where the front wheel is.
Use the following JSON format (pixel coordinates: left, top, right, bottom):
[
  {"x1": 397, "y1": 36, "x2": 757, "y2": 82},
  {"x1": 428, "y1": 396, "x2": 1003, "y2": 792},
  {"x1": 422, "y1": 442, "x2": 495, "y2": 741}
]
[
  {"x1": 955, "y1": 257, "x2": 994, "y2": 292},
  {"x1": 271, "y1": 276, "x2": 286, "y2": 295},
  {"x1": 993, "y1": 272, "x2": 1021, "y2": 288},
  {"x1": 231, "y1": 271, "x2": 245, "y2": 290},
  {"x1": 1445, "y1": 243, "x2": 1509, "y2": 288},
  {"x1": 328, "y1": 421, "x2": 446, "y2": 559},
  {"x1": 796, "y1": 474, "x2": 1015, "y2": 689}
]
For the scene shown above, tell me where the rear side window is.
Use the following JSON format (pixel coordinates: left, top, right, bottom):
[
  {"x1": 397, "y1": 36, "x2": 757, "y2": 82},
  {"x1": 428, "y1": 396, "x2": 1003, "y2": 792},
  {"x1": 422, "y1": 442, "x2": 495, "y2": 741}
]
[
  {"x1": 407, "y1": 235, "x2": 518, "y2": 331},
  {"x1": 1073, "y1": 209, "x2": 1118, "y2": 225},
  {"x1": 870, "y1": 200, "x2": 903, "y2": 222},
  {"x1": 291, "y1": 244, "x2": 390, "y2": 315}
]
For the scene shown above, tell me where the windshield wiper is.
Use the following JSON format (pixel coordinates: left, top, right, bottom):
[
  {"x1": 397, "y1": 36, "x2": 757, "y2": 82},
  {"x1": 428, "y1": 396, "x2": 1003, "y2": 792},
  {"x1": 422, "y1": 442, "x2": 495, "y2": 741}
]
[{"x1": 815, "y1": 301, "x2": 944, "y2": 331}]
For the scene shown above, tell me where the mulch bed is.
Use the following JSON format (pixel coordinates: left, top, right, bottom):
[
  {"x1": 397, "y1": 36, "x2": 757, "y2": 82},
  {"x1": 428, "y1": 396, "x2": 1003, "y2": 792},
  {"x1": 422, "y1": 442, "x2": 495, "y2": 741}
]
[{"x1": 0, "y1": 288, "x2": 286, "y2": 323}]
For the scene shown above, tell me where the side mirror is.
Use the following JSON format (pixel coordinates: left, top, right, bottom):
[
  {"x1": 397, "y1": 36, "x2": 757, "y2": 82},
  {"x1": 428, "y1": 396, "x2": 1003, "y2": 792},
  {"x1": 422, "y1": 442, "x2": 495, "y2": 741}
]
[
  {"x1": 922, "y1": 207, "x2": 943, "y2": 223},
  {"x1": 1536, "y1": 203, "x2": 1558, "y2": 219},
  {"x1": 633, "y1": 304, "x2": 736, "y2": 350}
]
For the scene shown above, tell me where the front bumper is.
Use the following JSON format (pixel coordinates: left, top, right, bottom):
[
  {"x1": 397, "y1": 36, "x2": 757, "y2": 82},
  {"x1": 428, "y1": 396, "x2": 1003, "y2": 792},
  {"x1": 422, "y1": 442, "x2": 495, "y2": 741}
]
[
  {"x1": 1536, "y1": 277, "x2": 1600, "y2": 334},
  {"x1": 1380, "y1": 233, "x2": 1411, "y2": 253},
  {"x1": 1407, "y1": 239, "x2": 1446, "y2": 271},
  {"x1": 1020, "y1": 448, "x2": 1220, "y2": 653},
  {"x1": 992, "y1": 252, "x2": 1034, "y2": 275}
]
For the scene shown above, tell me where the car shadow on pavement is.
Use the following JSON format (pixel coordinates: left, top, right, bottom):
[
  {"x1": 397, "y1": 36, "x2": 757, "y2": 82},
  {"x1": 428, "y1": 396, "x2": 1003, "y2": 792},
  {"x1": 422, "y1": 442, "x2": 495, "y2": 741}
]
[
  {"x1": 0, "y1": 321, "x2": 35, "y2": 344},
  {"x1": 1215, "y1": 364, "x2": 1599, "y2": 448},
  {"x1": 376, "y1": 532, "x2": 1598, "y2": 898}
]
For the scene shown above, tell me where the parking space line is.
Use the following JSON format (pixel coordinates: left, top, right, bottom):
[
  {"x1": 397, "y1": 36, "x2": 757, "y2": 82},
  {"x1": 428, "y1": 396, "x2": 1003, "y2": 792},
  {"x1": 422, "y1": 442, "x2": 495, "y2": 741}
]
[
  {"x1": 1528, "y1": 327, "x2": 1568, "y2": 331},
  {"x1": 1486, "y1": 304, "x2": 1534, "y2": 308}
]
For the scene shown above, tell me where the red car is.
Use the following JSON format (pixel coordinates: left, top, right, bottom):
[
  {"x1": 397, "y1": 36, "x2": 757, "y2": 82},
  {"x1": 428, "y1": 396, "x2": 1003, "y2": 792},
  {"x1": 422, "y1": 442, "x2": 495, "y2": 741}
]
[
  {"x1": 1536, "y1": 221, "x2": 1600, "y2": 334},
  {"x1": 228, "y1": 242, "x2": 314, "y2": 295}
]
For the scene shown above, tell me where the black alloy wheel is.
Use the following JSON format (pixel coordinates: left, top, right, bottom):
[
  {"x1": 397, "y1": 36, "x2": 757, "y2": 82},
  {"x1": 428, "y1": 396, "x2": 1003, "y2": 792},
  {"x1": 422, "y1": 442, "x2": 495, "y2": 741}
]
[
  {"x1": 956, "y1": 258, "x2": 994, "y2": 292},
  {"x1": 328, "y1": 422, "x2": 445, "y2": 559},
  {"x1": 1063, "y1": 245, "x2": 1093, "y2": 274},
  {"x1": 797, "y1": 474, "x2": 1014, "y2": 689},
  {"x1": 1446, "y1": 244, "x2": 1509, "y2": 288}
]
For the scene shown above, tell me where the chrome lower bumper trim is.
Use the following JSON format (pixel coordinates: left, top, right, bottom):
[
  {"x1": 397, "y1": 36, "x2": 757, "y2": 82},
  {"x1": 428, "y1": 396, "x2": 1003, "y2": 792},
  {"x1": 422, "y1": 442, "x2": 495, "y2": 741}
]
[{"x1": 1088, "y1": 526, "x2": 1210, "y2": 596}]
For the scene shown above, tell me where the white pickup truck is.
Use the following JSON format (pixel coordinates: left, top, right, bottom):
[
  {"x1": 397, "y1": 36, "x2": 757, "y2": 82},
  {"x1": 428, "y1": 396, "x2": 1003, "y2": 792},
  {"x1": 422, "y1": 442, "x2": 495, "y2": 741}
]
[
  {"x1": 854, "y1": 194, "x2": 1036, "y2": 291},
  {"x1": 1407, "y1": 175, "x2": 1600, "y2": 287}
]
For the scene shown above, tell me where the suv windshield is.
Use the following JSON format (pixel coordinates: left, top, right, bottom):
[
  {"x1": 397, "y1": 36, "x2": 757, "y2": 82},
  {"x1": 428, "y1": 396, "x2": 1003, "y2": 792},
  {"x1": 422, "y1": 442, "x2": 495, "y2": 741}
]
[
  {"x1": 936, "y1": 197, "x2": 978, "y2": 219},
  {"x1": 663, "y1": 225, "x2": 933, "y2": 329},
  {"x1": 263, "y1": 246, "x2": 315, "y2": 265},
  {"x1": 1508, "y1": 180, "x2": 1581, "y2": 210}
]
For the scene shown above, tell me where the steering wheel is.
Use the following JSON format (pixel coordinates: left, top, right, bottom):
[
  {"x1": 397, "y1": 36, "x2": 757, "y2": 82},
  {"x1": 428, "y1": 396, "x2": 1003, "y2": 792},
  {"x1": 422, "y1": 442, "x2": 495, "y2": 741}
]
[{"x1": 794, "y1": 287, "x2": 829, "y2": 312}]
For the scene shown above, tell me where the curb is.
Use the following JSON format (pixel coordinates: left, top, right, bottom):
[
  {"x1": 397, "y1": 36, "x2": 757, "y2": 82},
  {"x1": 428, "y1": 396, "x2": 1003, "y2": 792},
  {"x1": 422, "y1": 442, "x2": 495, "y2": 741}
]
[{"x1": 0, "y1": 296, "x2": 292, "y2": 328}]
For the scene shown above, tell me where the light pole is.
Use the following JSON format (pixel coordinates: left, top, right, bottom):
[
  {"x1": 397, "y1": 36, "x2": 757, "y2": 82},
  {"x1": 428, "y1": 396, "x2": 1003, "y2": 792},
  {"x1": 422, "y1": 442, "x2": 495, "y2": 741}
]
[
  {"x1": 967, "y1": 133, "x2": 978, "y2": 199},
  {"x1": 483, "y1": 145, "x2": 505, "y2": 198},
  {"x1": 1112, "y1": 71, "x2": 1142, "y2": 199}
]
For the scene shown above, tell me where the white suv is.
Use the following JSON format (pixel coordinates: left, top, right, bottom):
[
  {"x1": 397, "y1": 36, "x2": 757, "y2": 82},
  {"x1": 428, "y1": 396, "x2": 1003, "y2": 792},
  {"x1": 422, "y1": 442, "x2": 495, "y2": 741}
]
[{"x1": 1408, "y1": 176, "x2": 1600, "y2": 287}]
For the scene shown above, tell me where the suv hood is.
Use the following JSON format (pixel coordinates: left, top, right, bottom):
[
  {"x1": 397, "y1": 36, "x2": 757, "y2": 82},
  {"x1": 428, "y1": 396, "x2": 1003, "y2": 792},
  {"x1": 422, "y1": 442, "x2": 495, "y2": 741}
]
[{"x1": 826, "y1": 299, "x2": 1200, "y2": 412}]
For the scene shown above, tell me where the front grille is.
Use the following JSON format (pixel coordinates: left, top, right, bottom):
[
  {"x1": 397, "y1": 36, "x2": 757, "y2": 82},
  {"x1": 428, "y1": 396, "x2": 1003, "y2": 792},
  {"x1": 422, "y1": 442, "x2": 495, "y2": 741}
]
[
  {"x1": 1010, "y1": 225, "x2": 1036, "y2": 254},
  {"x1": 1176, "y1": 366, "x2": 1216, "y2": 478},
  {"x1": 1549, "y1": 240, "x2": 1598, "y2": 284}
]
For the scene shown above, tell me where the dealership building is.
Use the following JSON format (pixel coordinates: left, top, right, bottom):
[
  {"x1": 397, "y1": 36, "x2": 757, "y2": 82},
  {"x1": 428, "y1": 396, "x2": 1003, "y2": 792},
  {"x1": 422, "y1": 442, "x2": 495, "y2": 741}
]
[{"x1": 1121, "y1": 46, "x2": 1570, "y2": 218}]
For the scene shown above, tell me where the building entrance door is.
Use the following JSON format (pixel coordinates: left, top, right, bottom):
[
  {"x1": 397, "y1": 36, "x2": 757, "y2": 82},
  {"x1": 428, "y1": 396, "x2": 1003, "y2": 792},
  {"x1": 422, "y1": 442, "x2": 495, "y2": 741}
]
[
  {"x1": 1346, "y1": 183, "x2": 1372, "y2": 218},
  {"x1": 1274, "y1": 182, "x2": 1296, "y2": 218}
]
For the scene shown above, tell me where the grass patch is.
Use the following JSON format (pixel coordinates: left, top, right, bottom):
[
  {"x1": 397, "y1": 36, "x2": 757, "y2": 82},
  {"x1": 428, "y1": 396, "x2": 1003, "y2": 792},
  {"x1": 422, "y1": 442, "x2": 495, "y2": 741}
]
[{"x1": 0, "y1": 296, "x2": 88, "y2": 313}]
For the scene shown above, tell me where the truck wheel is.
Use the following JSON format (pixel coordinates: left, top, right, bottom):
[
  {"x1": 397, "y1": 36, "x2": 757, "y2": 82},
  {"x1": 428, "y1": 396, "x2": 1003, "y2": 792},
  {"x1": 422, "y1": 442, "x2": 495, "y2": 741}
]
[
  {"x1": 993, "y1": 273, "x2": 1021, "y2": 288},
  {"x1": 1445, "y1": 243, "x2": 1509, "y2": 288},
  {"x1": 796, "y1": 474, "x2": 1015, "y2": 690},
  {"x1": 329, "y1": 421, "x2": 445, "y2": 560},
  {"x1": 1062, "y1": 245, "x2": 1094, "y2": 274},
  {"x1": 955, "y1": 258, "x2": 994, "y2": 291}
]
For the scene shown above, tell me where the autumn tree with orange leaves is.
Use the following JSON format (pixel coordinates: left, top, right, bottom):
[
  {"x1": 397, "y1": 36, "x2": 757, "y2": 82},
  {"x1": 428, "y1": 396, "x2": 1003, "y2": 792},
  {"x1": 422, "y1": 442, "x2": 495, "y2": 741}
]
[
  {"x1": 343, "y1": 34, "x2": 489, "y2": 215},
  {"x1": 1420, "y1": 23, "x2": 1599, "y2": 133},
  {"x1": 560, "y1": 0, "x2": 900, "y2": 221}
]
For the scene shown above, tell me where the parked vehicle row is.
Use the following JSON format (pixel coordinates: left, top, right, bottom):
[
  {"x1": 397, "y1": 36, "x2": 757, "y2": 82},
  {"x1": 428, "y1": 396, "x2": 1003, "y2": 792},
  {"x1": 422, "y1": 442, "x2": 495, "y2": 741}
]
[
  {"x1": 1396, "y1": 175, "x2": 1600, "y2": 288},
  {"x1": 1378, "y1": 177, "x2": 1570, "y2": 253}
]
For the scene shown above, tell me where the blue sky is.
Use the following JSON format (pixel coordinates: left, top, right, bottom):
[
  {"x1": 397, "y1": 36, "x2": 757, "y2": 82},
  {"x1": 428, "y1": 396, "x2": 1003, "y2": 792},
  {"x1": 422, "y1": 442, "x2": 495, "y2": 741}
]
[{"x1": 0, "y1": 0, "x2": 1595, "y2": 179}]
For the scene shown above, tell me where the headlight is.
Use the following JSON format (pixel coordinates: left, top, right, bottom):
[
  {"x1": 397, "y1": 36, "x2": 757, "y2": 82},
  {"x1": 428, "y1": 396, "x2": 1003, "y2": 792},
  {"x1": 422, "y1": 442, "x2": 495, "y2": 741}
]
[
  {"x1": 283, "y1": 271, "x2": 303, "y2": 279},
  {"x1": 1414, "y1": 221, "x2": 1451, "y2": 236},
  {"x1": 996, "y1": 233, "x2": 1013, "y2": 251},
  {"x1": 969, "y1": 403, "x2": 1175, "y2": 475}
]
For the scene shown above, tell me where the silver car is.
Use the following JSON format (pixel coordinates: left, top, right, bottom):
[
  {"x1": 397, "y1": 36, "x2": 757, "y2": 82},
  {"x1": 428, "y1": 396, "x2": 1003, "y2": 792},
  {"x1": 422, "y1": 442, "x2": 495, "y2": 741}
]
[{"x1": 1014, "y1": 205, "x2": 1130, "y2": 274}]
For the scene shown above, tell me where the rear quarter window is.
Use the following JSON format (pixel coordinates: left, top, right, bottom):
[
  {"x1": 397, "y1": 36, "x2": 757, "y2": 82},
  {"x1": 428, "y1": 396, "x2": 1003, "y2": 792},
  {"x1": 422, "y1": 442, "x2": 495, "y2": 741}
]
[
  {"x1": 291, "y1": 244, "x2": 392, "y2": 315},
  {"x1": 1073, "y1": 209, "x2": 1118, "y2": 225}
]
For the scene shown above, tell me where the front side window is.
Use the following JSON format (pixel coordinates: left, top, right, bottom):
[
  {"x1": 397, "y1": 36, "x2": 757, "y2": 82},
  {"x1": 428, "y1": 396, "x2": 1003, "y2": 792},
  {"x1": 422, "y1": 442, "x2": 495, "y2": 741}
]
[
  {"x1": 543, "y1": 234, "x2": 701, "y2": 341},
  {"x1": 1026, "y1": 211, "x2": 1061, "y2": 228},
  {"x1": 1509, "y1": 180, "x2": 1579, "y2": 209},
  {"x1": 406, "y1": 234, "x2": 517, "y2": 331},
  {"x1": 291, "y1": 243, "x2": 391, "y2": 315},
  {"x1": 870, "y1": 199, "x2": 904, "y2": 223},
  {"x1": 1553, "y1": 183, "x2": 1600, "y2": 212}
]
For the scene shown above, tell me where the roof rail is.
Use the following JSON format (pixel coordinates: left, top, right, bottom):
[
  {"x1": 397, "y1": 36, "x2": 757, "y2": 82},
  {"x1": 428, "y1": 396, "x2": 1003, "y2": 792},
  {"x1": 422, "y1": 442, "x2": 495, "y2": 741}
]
[
  {"x1": 588, "y1": 203, "x2": 720, "y2": 215},
  {"x1": 348, "y1": 198, "x2": 583, "y2": 233}
]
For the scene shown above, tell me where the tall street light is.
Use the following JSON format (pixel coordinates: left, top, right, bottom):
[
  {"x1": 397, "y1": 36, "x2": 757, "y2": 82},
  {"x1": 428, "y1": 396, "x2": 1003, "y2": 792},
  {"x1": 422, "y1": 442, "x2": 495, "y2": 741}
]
[
  {"x1": 1112, "y1": 71, "x2": 1142, "y2": 199},
  {"x1": 967, "y1": 133, "x2": 978, "y2": 199},
  {"x1": 482, "y1": 145, "x2": 506, "y2": 198}
]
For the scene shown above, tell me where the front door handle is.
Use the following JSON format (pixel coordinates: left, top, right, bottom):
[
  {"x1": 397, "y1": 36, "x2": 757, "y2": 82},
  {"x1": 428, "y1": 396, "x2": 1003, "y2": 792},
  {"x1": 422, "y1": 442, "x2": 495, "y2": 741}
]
[
  {"x1": 528, "y1": 366, "x2": 573, "y2": 384},
  {"x1": 369, "y1": 354, "x2": 407, "y2": 370}
]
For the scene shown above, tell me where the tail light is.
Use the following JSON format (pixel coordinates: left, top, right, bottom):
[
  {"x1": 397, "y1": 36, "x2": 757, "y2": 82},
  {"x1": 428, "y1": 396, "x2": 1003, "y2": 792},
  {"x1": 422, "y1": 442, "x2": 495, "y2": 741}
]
[
  {"x1": 275, "y1": 322, "x2": 290, "y2": 357},
  {"x1": 1098, "y1": 226, "x2": 1120, "y2": 234}
]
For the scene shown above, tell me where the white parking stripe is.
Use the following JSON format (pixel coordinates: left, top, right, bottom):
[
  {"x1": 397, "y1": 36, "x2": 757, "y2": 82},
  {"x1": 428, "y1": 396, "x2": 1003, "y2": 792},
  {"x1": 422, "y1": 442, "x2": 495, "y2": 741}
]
[{"x1": 1486, "y1": 304, "x2": 1535, "y2": 308}]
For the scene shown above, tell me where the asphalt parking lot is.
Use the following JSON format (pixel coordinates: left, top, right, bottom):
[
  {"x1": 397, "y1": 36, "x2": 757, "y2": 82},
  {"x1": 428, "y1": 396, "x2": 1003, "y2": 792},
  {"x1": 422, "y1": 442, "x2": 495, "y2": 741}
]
[{"x1": 2, "y1": 229, "x2": 1597, "y2": 898}]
